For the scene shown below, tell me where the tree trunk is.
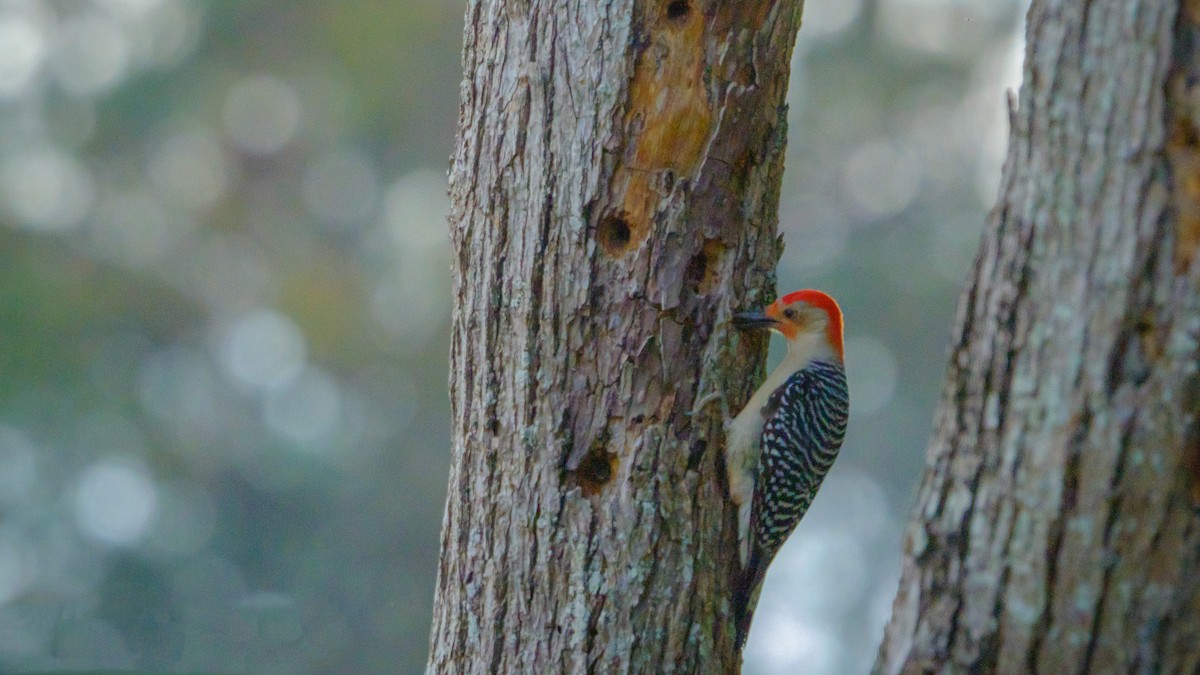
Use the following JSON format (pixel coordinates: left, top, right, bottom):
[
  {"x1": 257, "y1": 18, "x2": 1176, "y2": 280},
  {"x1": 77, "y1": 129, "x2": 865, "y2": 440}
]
[
  {"x1": 877, "y1": 2, "x2": 1200, "y2": 673},
  {"x1": 428, "y1": 0, "x2": 807, "y2": 671}
]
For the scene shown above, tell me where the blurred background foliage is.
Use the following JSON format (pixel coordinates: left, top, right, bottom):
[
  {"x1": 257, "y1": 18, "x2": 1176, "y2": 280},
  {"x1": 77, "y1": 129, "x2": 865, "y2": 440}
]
[{"x1": 0, "y1": 0, "x2": 1023, "y2": 672}]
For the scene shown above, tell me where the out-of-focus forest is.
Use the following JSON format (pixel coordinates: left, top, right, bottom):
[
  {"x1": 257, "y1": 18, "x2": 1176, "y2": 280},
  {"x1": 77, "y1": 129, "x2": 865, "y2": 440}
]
[{"x1": 0, "y1": 0, "x2": 1023, "y2": 672}]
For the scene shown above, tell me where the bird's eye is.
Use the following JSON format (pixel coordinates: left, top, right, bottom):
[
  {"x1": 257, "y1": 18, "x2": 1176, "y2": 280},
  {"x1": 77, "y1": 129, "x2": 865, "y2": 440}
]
[{"x1": 782, "y1": 307, "x2": 797, "y2": 320}]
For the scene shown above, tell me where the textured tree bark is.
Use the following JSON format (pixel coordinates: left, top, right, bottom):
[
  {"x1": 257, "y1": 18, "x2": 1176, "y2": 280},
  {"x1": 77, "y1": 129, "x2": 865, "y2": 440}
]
[
  {"x1": 877, "y1": 2, "x2": 1200, "y2": 673},
  {"x1": 428, "y1": 0, "x2": 807, "y2": 672}
]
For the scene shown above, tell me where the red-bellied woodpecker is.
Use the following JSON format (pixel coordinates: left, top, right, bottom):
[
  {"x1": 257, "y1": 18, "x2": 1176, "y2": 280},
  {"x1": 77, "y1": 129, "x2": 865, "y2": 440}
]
[{"x1": 727, "y1": 289, "x2": 849, "y2": 651}]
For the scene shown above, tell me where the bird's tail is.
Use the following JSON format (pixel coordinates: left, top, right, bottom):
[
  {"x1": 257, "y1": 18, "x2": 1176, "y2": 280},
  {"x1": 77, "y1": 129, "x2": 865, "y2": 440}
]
[{"x1": 733, "y1": 552, "x2": 768, "y2": 652}]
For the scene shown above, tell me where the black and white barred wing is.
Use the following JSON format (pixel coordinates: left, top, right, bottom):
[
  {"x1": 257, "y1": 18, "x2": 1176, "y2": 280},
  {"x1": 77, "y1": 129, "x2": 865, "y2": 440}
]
[{"x1": 749, "y1": 360, "x2": 849, "y2": 566}]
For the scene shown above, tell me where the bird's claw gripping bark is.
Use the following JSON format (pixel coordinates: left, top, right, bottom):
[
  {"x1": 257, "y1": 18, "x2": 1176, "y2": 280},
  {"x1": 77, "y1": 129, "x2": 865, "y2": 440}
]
[{"x1": 688, "y1": 389, "x2": 732, "y2": 427}]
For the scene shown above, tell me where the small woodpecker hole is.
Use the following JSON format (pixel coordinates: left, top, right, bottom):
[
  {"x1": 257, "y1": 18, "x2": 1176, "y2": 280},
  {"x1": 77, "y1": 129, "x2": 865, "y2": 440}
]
[
  {"x1": 666, "y1": 0, "x2": 690, "y2": 20},
  {"x1": 597, "y1": 214, "x2": 634, "y2": 257},
  {"x1": 684, "y1": 252, "x2": 706, "y2": 290},
  {"x1": 685, "y1": 239, "x2": 726, "y2": 295},
  {"x1": 574, "y1": 442, "x2": 617, "y2": 496},
  {"x1": 687, "y1": 439, "x2": 707, "y2": 471}
]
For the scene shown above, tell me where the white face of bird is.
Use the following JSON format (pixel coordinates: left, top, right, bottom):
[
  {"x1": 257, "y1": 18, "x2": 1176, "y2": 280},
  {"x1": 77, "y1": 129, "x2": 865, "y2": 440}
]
[{"x1": 766, "y1": 298, "x2": 831, "y2": 341}]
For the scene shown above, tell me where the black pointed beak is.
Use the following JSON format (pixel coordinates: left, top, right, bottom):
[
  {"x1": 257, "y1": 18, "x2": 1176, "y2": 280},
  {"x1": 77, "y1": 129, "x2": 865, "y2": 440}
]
[{"x1": 732, "y1": 310, "x2": 777, "y2": 331}]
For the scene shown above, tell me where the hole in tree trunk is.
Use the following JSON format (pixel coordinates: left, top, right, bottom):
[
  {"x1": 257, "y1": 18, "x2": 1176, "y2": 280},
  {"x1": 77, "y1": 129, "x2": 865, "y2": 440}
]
[
  {"x1": 665, "y1": 0, "x2": 690, "y2": 20},
  {"x1": 687, "y1": 439, "x2": 707, "y2": 471},
  {"x1": 597, "y1": 214, "x2": 634, "y2": 257},
  {"x1": 574, "y1": 442, "x2": 617, "y2": 496},
  {"x1": 685, "y1": 238, "x2": 727, "y2": 295}
]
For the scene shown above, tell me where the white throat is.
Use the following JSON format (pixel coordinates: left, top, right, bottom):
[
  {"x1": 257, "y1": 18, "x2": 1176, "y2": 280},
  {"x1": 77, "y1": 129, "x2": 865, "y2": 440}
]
[{"x1": 781, "y1": 329, "x2": 839, "y2": 370}]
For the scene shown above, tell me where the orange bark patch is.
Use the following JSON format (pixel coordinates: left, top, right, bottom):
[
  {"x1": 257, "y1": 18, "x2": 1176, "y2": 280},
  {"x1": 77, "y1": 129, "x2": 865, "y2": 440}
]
[
  {"x1": 1168, "y1": 108, "x2": 1200, "y2": 272},
  {"x1": 1185, "y1": 0, "x2": 1200, "y2": 24},
  {"x1": 1167, "y1": 7, "x2": 1200, "y2": 272},
  {"x1": 607, "y1": 0, "x2": 714, "y2": 250}
]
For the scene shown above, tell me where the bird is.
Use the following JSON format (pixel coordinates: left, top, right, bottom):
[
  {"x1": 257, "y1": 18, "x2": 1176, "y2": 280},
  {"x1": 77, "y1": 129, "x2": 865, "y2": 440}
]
[{"x1": 725, "y1": 289, "x2": 849, "y2": 651}]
